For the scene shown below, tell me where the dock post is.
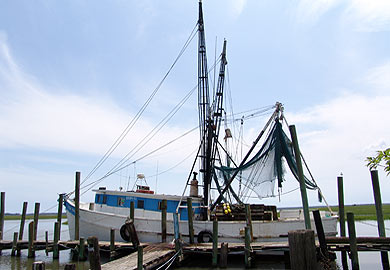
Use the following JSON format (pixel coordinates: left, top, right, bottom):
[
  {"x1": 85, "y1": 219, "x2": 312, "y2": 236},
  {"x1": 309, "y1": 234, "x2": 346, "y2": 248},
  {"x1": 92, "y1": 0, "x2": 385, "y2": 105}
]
[
  {"x1": 288, "y1": 230, "x2": 317, "y2": 270},
  {"x1": 130, "y1": 201, "x2": 135, "y2": 220},
  {"x1": 289, "y1": 125, "x2": 311, "y2": 229},
  {"x1": 187, "y1": 197, "x2": 194, "y2": 244},
  {"x1": 245, "y1": 204, "x2": 253, "y2": 241},
  {"x1": 0, "y1": 192, "x2": 4, "y2": 243},
  {"x1": 57, "y1": 193, "x2": 64, "y2": 240},
  {"x1": 32, "y1": 261, "x2": 45, "y2": 270},
  {"x1": 161, "y1": 199, "x2": 167, "y2": 242},
  {"x1": 212, "y1": 219, "x2": 218, "y2": 267},
  {"x1": 137, "y1": 245, "x2": 143, "y2": 270},
  {"x1": 28, "y1": 221, "x2": 35, "y2": 258},
  {"x1": 337, "y1": 176, "x2": 348, "y2": 270},
  {"x1": 53, "y1": 222, "x2": 59, "y2": 259},
  {"x1": 11, "y1": 232, "x2": 18, "y2": 256},
  {"x1": 88, "y1": 236, "x2": 101, "y2": 270},
  {"x1": 17, "y1": 202, "x2": 28, "y2": 256},
  {"x1": 370, "y1": 170, "x2": 389, "y2": 269},
  {"x1": 313, "y1": 210, "x2": 329, "y2": 259},
  {"x1": 244, "y1": 226, "x2": 252, "y2": 268},
  {"x1": 33, "y1": 202, "x2": 40, "y2": 241},
  {"x1": 79, "y1": 237, "x2": 86, "y2": 261},
  {"x1": 75, "y1": 171, "x2": 80, "y2": 240},
  {"x1": 110, "y1": 228, "x2": 115, "y2": 260},
  {"x1": 45, "y1": 231, "x2": 49, "y2": 256},
  {"x1": 347, "y1": 212, "x2": 359, "y2": 270},
  {"x1": 220, "y1": 242, "x2": 228, "y2": 268}
]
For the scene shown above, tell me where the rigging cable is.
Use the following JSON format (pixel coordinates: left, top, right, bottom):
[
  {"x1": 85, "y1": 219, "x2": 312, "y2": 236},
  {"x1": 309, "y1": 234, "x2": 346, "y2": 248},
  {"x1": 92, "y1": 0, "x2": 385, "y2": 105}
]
[
  {"x1": 79, "y1": 126, "x2": 199, "y2": 195},
  {"x1": 77, "y1": 22, "x2": 199, "y2": 190}
]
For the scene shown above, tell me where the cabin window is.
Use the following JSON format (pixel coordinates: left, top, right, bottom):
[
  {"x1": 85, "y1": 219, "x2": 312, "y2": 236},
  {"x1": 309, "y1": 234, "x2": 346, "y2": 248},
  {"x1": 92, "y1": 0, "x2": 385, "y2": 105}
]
[
  {"x1": 102, "y1": 195, "x2": 107, "y2": 204},
  {"x1": 117, "y1": 197, "x2": 125, "y2": 206},
  {"x1": 96, "y1": 194, "x2": 101, "y2": 203},
  {"x1": 137, "y1": 200, "x2": 144, "y2": 209}
]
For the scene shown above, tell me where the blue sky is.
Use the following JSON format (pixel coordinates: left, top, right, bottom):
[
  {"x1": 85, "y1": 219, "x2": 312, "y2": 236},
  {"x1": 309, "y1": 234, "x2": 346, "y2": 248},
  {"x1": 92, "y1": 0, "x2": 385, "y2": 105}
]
[{"x1": 1, "y1": 0, "x2": 390, "y2": 213}]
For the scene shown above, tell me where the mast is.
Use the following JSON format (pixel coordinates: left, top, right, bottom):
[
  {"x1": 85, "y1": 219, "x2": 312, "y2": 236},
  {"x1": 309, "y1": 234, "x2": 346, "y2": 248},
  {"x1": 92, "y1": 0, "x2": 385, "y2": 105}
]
[{"x1": 197, "y1": 0, "x2": 211, "y2": 206}]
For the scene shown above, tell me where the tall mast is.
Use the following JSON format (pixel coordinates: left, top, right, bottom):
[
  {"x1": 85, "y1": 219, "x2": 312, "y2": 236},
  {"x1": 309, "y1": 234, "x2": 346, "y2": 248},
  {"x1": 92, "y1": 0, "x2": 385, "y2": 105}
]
[{"x1": 197, "y1": 0, "x2": 211, "y2": 206}]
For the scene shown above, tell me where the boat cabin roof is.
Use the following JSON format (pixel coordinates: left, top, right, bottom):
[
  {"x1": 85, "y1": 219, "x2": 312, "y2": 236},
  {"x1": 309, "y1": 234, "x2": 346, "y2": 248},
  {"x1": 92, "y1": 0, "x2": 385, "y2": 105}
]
[{"x1": 92, "y1": 189, "x2": 203, "y2": 202}]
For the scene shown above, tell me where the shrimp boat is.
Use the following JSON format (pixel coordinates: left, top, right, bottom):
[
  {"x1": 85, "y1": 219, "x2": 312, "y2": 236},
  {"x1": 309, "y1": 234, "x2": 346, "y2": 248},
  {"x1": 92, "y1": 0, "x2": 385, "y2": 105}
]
[{"x1": 65, "y1": 1, "x2": 338, "y2": 244}]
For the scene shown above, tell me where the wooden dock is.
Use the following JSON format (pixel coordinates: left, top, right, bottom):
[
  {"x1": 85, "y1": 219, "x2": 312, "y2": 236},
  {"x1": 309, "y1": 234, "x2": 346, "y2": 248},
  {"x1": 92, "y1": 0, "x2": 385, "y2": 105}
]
[{"x1": 101, "y1": 243, "x2": 176, "y2": 270}]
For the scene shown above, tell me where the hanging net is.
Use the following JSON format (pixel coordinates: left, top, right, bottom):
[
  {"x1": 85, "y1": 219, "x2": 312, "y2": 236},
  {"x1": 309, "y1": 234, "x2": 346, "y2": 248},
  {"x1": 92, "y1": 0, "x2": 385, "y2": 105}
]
[{"x1": 215, "y1": 120, "x2": 318, "y2": 200}]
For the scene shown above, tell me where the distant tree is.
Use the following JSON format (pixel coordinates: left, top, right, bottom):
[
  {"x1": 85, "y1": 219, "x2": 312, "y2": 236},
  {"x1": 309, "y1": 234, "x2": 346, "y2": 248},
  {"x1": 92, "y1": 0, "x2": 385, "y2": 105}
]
[{"x1": 366, "y1": 148, "x2": 390, "y2": 176}]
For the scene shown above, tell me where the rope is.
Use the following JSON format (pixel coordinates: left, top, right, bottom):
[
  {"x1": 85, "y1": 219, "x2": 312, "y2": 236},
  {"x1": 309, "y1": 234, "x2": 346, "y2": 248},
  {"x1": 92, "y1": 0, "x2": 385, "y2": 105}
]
[{"x1": 155, "y1": 250, "x2": 181, "y2": 270}]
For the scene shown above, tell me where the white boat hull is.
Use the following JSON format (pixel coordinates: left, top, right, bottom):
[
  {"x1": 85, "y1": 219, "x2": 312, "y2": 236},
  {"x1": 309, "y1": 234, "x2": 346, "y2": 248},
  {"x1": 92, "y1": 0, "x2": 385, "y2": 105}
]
[{"x1": 65, "y1": 199, "x2": 338, "y2": 243}]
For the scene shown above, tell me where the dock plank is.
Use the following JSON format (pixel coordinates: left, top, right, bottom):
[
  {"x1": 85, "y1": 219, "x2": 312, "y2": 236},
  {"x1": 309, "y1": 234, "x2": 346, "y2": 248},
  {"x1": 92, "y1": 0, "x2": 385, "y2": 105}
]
[{"x1": 101, "y1": 244, "x2": 175, "y2": 270}]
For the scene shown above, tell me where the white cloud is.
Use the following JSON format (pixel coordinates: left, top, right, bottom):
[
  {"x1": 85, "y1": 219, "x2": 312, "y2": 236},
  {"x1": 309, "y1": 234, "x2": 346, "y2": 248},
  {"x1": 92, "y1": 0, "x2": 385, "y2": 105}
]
[
  {"x1": 295, "y1": 0, "x2": 340, "y2": 25},
  {"x1": 284, "y1": 80, "x2": 390, "y2": 205},
  {"x1": 344, "y1": 0, "x2": 390, "y2": 31},
  {"x1": 0, "y1": 33, "x2": 198, "y2": 167},
  {"x1": 363, "y1": 61, "x2": 390, "y2": 94},
  {"x1": 228, "y1": 0, "x2": 247, "y2": 17}
]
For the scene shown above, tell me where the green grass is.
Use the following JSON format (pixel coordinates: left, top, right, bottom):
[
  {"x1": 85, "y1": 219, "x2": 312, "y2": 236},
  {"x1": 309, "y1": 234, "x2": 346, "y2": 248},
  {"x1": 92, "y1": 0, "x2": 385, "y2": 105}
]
[
  {"x1": 310, "y1": 204, "x2": 390, "y2": 221},
  {"x1": 4, "y1": 214, "x2": 67, "y2": 221}
]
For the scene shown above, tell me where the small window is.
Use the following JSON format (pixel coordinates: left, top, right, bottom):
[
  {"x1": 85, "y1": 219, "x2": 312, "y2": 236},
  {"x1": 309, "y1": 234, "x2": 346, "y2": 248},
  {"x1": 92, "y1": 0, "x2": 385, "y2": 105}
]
[
  {"x1": 137, "y1": 200, "x2": 144, "y2": 209},
  {"x1": 96, "y1": 194, "x2": 101, "y2": 203},
  {"x1": 102, "y1": 195, "x2": 107, "y2": 204},
  {"x1": 117, "y1": 197, "x2": 125, "y2": 206}
]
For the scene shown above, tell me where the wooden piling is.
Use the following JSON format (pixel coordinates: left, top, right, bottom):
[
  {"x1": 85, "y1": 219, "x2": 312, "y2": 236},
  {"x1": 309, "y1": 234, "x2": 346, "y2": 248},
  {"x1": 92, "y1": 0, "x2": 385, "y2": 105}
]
[
  {"x1": 88, "y1": 236, "x2": 101, "y2": 270},
  {"x1": 219, "y1": 242, "x2": 228, "y2": 268},
  {"x1": 110, "y1": 228, "x2": 116, "y2": 259},
  {"x1": 289, "y1": 125, "x2": 311, "y2": 229},
  {"x1": 45, "y1": 231, "x2": 49, "y2": 256},
  {"x1": 130, "y1": 201, "x2": 135, "y2": 221},
  {"x1": 245, "y1": 204, "x2": 253, "y2": 242},
  {"x1": 187, "y1": 197, "x2": 194, "y2": 244},
  {"x1": 0, "y1": 192, "x2": 5, "y2": 242},
  {"x1": 11, "y1": 232, "x2": 18, "y2": 256},
  {"x1": 288, "y1": 230, "x2": 317, "y2": 270},
  {"x1": 32, "y1": 261, "x2": 45, "y2": 270},
  {"x1": 28, "y1": 221, "x2": 35, "y2": 258},
  {"x1": 79, "y1": 237, "x2": 86, "y2": 261},
  {"x1": 337, "y1": 176, "x2": 348, "y2": 270},
  {"x1": 137, "y1": 245, "x2": 143, "y2": 270},
  {"x1": 33, "y1": 202, "x2": 40, "y2": 241},
  {"x1": 244, "y1": 226, "x2": 251, "y2": 268},
  {"x1": 75, "y1": 171, "x2": 80, "y2": 240},
  {"x1": 57, "y1": 193, "x2": 64, "y2": 240},
  {"x1": 212, "y1": 219, "x2": 218, "y2": 267},
  {"x1": 53, "y1": 222, "x2": 59, "y2": 259},
  {"x1": 17, "y1": 201, "x2": 28, "y2": 255},
  {"x1": 126, "y1": 220, "x2": 140, "y2": 248},
  {"x1": 347, "y1": 212, "x2": 359, "y2": 270},
  {"x1": 370, "y1": 170, "x2": 389, "y2": 269},
  {"x1": 313, "y1": 210, "x2": 329, "y2": 259},
  {"x1": 161, "y1": 199, "x2": 167, "y2": 243}
]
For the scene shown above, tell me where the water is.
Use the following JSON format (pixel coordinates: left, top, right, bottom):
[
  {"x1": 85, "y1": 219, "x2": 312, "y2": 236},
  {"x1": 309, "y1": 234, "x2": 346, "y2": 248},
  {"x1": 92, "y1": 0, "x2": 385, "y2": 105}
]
[
  {"x1": 334, "y1": 220, "x2": 390, "y2": 270},
  {"x1": 1, "y1": 219, "x2": 389, "y2": 269},
  {"x1": 0, "y1": 219, "x2": 90, "y2": 270}
]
